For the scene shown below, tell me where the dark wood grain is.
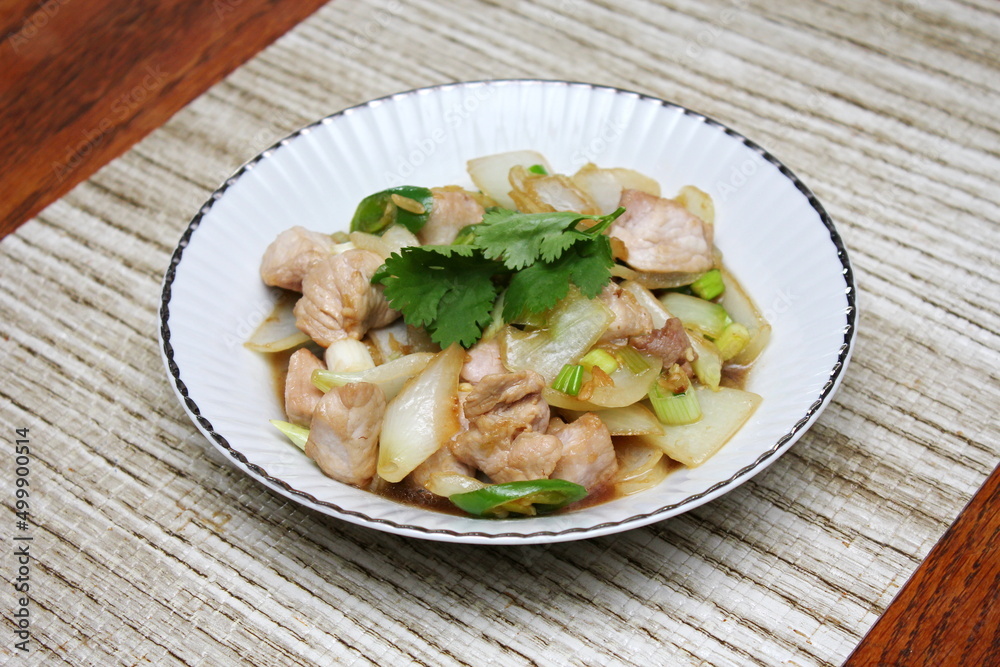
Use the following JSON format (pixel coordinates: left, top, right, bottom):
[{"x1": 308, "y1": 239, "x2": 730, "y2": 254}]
[
  {"x1": 0, "y1": 0, "x2": 330, "y2": 238},
  {"x1": 845, "y1": 464, "x2": 1000, "y2": 666}
]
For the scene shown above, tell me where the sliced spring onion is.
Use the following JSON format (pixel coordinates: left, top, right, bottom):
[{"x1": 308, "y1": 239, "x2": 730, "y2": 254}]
[
  {"x1": 615, "y1": 345, "x2": 650, "y2": 375},
  {"x1": 451, "y1": 223, "x2": 479, "y2": 246},
  {"x1": 528, "y1": 164, "x2": 549, "y2": 175},
  {"x1": 580, "y1": 349, "x2": 619, "y2": 376},
  {"x1": 311, "y1": 352, "x2": 434, "y2": 401},
  {"x1": 324, "y1": 338, "x2": 375, "y2": 373},
  {"x1": 648, "y1": 383, "x2": 702, "y2": 425},
  {"x1": 714, "y1": 321, "x2": 751, "y2": 361},
  {"x1": 449, "y1": 479, "x2": 588, "y2": 518},
  {"x1": 660, "y1": 292, "x2": 730, "y2": 339},
  {"x1": 552, "y1": 364, "x2": 584, "y2": 396},
  {"x1": 690, "y1": 269, "x2": 725, "y2": 300},
  {"x1": 270, "y1": 420, "x2": 309, "y2": 451}
]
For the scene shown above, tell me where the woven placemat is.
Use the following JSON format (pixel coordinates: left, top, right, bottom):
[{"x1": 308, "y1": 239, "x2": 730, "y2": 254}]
[{"x1": 1, "y1": 0, "x2": 997, "y2": 664}]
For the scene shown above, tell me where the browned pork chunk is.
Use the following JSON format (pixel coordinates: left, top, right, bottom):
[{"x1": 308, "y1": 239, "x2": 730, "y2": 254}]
[
  {"x1": 598, "y1": 282, "x2": 654, "y2": 342},
  {"x1": 294, "y1": 249, "x2": 400, "y2": 347},
  {"x1": 304, "y1": 382, "x2": 386, "y2": 488},
  {"x1": 283, "y1": 348, "x2": 326, "y2": 426},
  {"x1": 610, "y1": 189, "x2": 715, "y2": 273},
  {"x1": 630, "y1": 317, "x2": 696, "y2": 369},
  {"x1": 452, "y1": 371, "x2": 561, "y2": 483},
  {"x1": 416, "y1": 187, "x2": 486, "y2": 246},
  {"x1": 547, "y1": 414, "x2": 618, "y2": 491},
  {"x1": 260, "y1": 226, "x2": 338, "y2": 292}
]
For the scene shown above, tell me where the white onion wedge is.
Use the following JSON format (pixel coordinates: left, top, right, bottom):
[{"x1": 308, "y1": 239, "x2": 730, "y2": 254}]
[
  {"x1": 244, "y1": 292, "x2": 310, "y2": 353},
  {"x1": 500, "y1": 287, "x2": 614, "y2": 384},
  {"x1": 377, "y1": 344, "x2": 464, "y2": 483},
  {"x1": 424, "y1": 472, "x2": 487, "y2": 497},
  {"x1": 718, "y1": 269, "x2": 771, "y2": 366},
  {"x1": 467, "y1": 150, "x2": 551, "y2": 210},
  {"x1": 609, "y1": 168, "x2": 661, "y2": 197},
  {"x1": 571, "y1": 164, "x2": 623, "y2": 215},
  {"x1": 312, "y1": 352, "x2": 434, "y2": 401},
  {"x1": 543, "y1": 354, "x2": 662, "y2": 410},
  {"x1": 639, "y1": 387, "x2": 762, "y2": 467},
  {"x1": 620, "y1": 280, "x2": 672, "y2": 328},
  {"x1": 613, "y1": 436, "x2": 672, "y2": 495},
  {"x1": 674, "y1": 185, "x2": 715, "y2": 224},
  {"x1": 615, "y1": 455, "x2": 671, "y2": 496},
  {"x1": 688, "y1": 334, "x2": 722, "y2": 391},
  {"x1": 560, "y1": 403, "x2": 664, "y2": 436}
]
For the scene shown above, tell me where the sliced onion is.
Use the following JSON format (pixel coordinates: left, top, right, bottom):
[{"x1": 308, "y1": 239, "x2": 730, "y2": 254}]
[
  {"x1": 467, "y1": 150, "x2": 551, "y2": 210},
  {"x1": 639, "y1": 387, "x2": 761, "y2": 467},
  {"x1": 609, "y1": 168, "x2": 661, "y2": 197},
  {"x1": 244, "y1": 291, "x2": 310, "y2": 353},
  {"x1": 615, "y1": 454, "x2": 671, "y2": 496},
  {"x1": 424, "y1": 472, "x2": 487, "y2": 497},
  {"x1": 543, "y1": 353, "x2": 662, "y2": 410},
  {"x1": 377, "y1": 344, "x2": 464, "y2": 483},
  {"x1": 622, "y1": 270, "x2": 702, "y2": 290},
  {"x1": 620, "y1": 280, "x2": 672, "y2": 328},
  {"x1": 509, "y1": 167, "x2": 600, "y2": 214},
  {"x1": 718, "y1": 269, "x2": 771, "y2": 366},
  {"x1": 559, "y1": 403, "x2": 664, "y2": 436},
  {"x1": 674, "y1": 185, "x2": 715, "y2": 224},
  {"x1": 613, "y1": 436, "x2": 665, "y2": 480},
  {"x1": 572, "y1": 163, "x2": 624, "y2": 215},
  {"x1": 500, "y1": 287, "x2": 614, "y2": 384},
  {"x1": 312, "y1": 352, "x2": 434, "y2": 401},
  {"x1": 688, "y1": 333, "x2": 722, "y2": 391}
]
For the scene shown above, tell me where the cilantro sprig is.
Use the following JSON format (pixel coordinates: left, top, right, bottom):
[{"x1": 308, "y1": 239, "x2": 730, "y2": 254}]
[{"x1": 371, "y1": 206, "x2": 624, "y2": 348}]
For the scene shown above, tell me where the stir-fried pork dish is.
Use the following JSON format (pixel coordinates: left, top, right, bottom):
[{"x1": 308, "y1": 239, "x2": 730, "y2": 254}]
[{"x1": 248, "y1": 151, "x2": 770, "y2": 518}]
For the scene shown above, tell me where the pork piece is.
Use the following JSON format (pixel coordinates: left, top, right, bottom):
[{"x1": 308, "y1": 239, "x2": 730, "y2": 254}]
[
  {"x1": 407, "y1": 446, "x2": 476, "y2": 490},
  {"x1": 460, "y1": 338, "x2": 506, "y2": 384},
  {"x1": 284, "y1": 348, "x2": 326, "y2": 426},
  {"x1": 294, "y1": 249, "x2": 400, "y2": 347},
  {"x1": 453, "y1": 371, "x2": 560, "y2": 483},
  {"x1": 260, "y1": 226, "x2": 338, "y2": 292},
  {"x1": 304, "y1": 382, "x2": 386, "y2": 488},
  {"x1": 547, "y1": 414, "x2": 618, "y2": 491},
  {"x1": 630, "y1": 317, "x2": 696, "y2": 369},
  {"x1": 609, "y1": 189, "x2": 715, "y2": 273},
  {"x1": 598, "y1": 282, "x2": 654, "y2": 342},
  {"x1": 417, "y1": 187, "x2": 485, "y2": 246}
]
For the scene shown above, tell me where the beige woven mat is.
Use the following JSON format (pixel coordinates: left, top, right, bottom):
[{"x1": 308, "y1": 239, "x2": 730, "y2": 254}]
[{"x1": 1, "y1": 0, "x2": 997, "y2": 664}]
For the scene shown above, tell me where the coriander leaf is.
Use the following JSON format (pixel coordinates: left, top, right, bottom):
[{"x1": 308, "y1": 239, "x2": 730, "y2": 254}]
[
  {"x1": 373, "y1": 245, "x2": 502, "y2": 348},
  {"x1": 502, "y1": 235, "x2": 614, "y2": 321},
  {"x1": 475, "y1": 209, "x2": 587, "y2": 270},
  {"x1": 475, "y1": 207, "x2": 625, "y2": 271}
]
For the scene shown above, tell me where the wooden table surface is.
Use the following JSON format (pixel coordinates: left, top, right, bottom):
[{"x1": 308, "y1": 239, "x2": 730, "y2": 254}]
[{"x1": 1, "y1": 0, "x2": 997, "y2": 664}]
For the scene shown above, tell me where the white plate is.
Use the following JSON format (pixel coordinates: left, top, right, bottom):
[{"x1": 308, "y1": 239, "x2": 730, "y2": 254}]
[{"x1": 159, "y1": 80, "x2": 857, "y2": 544}]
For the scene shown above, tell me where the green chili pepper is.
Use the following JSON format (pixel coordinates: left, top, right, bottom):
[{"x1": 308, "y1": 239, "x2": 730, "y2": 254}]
[
  {"x1": 350, "y1": 186, "x2": 434, "y2": 235},
  {"x1": 449, "y1": 479, "x2": 588, "y2": 518}
]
